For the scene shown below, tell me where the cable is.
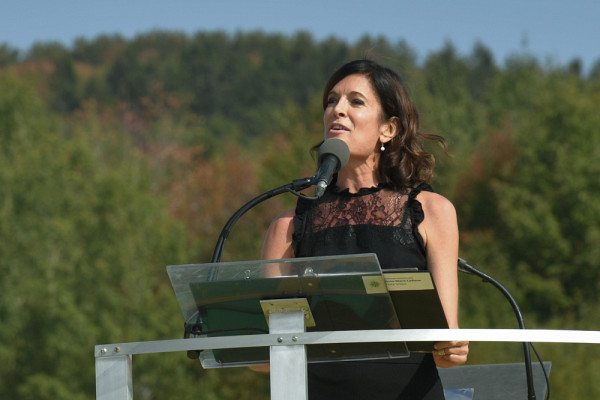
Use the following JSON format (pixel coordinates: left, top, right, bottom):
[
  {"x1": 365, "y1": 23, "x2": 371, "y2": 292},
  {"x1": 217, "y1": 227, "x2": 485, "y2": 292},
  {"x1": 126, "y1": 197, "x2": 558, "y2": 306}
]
[{"x1": 530, "y1": 342, "x2": 551, "y2": 400}]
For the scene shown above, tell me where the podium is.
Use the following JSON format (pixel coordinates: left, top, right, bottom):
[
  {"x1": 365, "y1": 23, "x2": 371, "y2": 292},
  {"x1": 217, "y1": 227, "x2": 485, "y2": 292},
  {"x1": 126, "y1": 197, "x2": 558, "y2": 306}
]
[{"x1": 167, "y1": 253, "x2": 449, "y2": 399}]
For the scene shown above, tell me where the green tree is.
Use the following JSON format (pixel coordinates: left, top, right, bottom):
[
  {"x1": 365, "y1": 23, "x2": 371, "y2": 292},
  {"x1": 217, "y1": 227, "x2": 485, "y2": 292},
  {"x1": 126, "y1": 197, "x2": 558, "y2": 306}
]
[
  {"x1": 24, "y1": 41, "x2": 70, "y2": 62},
  {"x1": 0, "y1": 43, "x2": 20, "y2": 67},
  {"x1": 0, "y1": 75, "x2": 203, "y2": 399},
  {"x1": 72, "y1": 34, "x2": 127, "y2": 66},
  {"x1": 48, "y1": 54, "x2": 80, "y2": 113},
  {"x1": 454, "y1": 61, "x2": 600, "y2": 398}
]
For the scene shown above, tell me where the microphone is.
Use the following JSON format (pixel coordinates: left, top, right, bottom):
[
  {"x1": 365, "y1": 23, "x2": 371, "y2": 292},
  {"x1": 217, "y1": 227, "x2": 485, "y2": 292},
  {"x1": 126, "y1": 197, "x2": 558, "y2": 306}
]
[{"x1": 315, "y1": 139, "x2": 350, "y2": 198}]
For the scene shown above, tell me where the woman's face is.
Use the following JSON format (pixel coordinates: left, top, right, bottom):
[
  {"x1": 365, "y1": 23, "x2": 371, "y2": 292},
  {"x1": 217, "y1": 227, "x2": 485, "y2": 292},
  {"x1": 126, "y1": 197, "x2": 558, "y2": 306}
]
[{"x1": 323, "y1": 74, "x2": 393, "y2": 161}]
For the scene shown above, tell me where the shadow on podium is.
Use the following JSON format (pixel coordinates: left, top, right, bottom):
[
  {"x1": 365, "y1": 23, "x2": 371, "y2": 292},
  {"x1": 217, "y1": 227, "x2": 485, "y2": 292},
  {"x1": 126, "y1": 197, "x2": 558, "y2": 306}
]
[{"x1": 439, "y1": 362, "x2": 551, "y2": 400}]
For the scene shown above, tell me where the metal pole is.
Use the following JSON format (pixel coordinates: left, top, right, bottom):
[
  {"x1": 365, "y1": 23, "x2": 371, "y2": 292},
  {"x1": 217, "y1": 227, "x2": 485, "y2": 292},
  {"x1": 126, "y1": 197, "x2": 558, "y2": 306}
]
[
  {"x1": 269, "y1": 311, "x2": 308, "y2": 400},
  {"x1": 95, "y1": 352, "x2": 133, "y2": 400}
]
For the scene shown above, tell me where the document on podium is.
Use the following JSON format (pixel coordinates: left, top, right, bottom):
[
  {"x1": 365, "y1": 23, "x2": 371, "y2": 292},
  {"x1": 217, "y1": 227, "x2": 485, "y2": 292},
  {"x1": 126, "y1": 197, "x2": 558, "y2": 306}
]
[{"x1": 383, "y1": 269, "x2": 448, "y2": 352}]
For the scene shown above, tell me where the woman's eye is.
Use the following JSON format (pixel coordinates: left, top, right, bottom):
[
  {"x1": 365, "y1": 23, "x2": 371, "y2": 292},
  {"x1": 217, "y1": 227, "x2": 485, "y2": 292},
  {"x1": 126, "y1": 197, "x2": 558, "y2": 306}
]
[
  {"x1": 326, "y1": 97, "x2": 337, "y2": 105},
  {"x1": 352, "y1": 98, "x2": 365, "y2": 105}
]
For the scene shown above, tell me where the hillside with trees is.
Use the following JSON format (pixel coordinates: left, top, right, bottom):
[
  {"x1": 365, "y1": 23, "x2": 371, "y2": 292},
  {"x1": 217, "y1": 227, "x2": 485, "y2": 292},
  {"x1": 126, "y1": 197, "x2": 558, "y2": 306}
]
[{"x1": 1, "y1": 30, "x2": 600, "y2": 399}]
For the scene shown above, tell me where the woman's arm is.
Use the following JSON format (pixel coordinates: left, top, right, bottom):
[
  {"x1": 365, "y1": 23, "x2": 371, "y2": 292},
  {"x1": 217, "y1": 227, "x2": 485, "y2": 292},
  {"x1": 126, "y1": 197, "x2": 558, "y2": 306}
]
[
  {"x1": 262, "y1": 209, "x2": 296, "y2": 260},
  {"x1": 417, "y1": 191, "x2": 469, "y2": 368}
]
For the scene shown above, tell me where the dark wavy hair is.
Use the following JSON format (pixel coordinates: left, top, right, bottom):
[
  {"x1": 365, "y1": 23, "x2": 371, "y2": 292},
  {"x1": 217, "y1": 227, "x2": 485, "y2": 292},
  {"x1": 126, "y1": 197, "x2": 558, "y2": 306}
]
[{"x1": 318, "y1": 59, "x2": 447, "y2": 189}]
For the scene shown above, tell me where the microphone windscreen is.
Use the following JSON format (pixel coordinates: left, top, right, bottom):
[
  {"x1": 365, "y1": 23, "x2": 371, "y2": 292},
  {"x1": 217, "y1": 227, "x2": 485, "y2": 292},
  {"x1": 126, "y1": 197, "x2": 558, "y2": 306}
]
[{"x1": 317, "y1": 139, "x2": 350, "y2": 171}]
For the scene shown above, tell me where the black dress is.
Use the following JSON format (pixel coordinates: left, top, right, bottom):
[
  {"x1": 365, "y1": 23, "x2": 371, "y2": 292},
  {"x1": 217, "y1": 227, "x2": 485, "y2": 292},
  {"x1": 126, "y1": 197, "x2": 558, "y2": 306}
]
[{"x1": 292, "y1": 181, "x2": 445, "y2": 400}]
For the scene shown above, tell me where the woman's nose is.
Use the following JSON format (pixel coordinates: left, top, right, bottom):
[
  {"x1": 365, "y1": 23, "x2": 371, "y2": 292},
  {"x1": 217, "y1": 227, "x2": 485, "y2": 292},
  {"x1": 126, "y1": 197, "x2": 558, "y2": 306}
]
[{"x1": 333, "y1": 99, "x2": 347, "y2": 116}]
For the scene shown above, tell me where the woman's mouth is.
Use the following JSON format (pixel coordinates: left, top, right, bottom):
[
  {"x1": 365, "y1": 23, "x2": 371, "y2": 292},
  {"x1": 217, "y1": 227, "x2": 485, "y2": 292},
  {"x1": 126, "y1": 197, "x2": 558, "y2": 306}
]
[{"x1": 328, "y1": 123, "x2": 350, "y2": 133}]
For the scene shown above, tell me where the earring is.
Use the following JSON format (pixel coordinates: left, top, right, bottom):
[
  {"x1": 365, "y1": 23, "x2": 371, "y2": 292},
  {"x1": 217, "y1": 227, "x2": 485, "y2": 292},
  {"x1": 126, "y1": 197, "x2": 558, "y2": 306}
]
[{"x1": 380, "y1": 142, "x2": 386, "y2": 152}]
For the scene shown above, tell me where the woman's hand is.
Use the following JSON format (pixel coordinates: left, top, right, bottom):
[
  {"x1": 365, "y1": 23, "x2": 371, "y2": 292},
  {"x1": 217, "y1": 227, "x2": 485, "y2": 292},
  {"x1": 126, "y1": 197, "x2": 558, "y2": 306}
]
[{"x1": 432, "y1": 341, "x2": 469, "y2": 368}]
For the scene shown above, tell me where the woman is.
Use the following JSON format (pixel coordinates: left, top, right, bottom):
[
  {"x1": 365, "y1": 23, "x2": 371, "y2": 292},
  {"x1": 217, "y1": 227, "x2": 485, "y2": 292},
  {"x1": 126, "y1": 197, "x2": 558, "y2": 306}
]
[{"x1": 262, "y1": 59, "x2": 469, "y2": 399}]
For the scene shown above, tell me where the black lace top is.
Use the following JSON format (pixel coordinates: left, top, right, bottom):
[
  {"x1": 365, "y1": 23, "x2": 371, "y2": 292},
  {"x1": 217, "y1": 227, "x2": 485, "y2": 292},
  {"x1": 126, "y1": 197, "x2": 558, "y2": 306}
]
[
  {"x1": 292, "y1": 181, "x2": 431, "y2": 270},
  {"x1": 291, "y1": 180, "x2": 446, "y2": 400}
]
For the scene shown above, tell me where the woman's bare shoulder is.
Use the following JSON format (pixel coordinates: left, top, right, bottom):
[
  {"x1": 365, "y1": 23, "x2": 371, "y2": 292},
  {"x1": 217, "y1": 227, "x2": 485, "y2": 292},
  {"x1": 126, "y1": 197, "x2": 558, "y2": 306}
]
[
  {"x1": 414, "y1": 190, "x2": 458, "y2": 246},
  {"x1": 270, "y1": 209, "x2": 296, "y2": 229},
  {"x1": 415, "y1": 190, "x2": 456, "y2": 218}
]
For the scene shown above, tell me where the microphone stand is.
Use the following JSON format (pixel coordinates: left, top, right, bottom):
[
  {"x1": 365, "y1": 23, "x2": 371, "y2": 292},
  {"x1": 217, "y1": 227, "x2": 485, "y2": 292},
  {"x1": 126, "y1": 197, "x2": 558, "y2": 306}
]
[
  {"x1": 458, "y1": 258, "x2": 537, "y2": 400},
  {"x1": 210, "y1": 138, "x2": 347, "y2": 263}
]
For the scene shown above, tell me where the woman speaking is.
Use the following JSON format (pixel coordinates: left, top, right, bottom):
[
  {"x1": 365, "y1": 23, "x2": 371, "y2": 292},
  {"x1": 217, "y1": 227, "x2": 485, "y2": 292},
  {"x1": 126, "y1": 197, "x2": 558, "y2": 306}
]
[{"x1": 262, "y1": 59, "x2": 469, "y2": 399}]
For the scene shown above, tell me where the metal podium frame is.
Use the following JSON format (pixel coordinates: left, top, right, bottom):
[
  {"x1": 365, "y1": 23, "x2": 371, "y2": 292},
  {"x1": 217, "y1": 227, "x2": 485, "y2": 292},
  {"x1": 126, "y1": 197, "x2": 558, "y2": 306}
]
[{"x1": 95, "y1": 328, "x2": 600, "y2": 400}]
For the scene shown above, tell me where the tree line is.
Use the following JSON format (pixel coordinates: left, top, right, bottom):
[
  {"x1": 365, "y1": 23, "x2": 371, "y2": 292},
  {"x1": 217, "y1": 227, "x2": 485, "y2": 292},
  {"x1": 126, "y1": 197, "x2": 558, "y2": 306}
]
[{"x1": 1, "y1": 30, "x2": 600, "y2": 398}]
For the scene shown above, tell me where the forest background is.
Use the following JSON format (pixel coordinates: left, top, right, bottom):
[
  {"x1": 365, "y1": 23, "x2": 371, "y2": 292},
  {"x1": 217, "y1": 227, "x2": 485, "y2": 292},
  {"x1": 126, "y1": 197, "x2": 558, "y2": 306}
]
[{"x1": 1, "y1": 30, "x2": 600, "y2": 399}]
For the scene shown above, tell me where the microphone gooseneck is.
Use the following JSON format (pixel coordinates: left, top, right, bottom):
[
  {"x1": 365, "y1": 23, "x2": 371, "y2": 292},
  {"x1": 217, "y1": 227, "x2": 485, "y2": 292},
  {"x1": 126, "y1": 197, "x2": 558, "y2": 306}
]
[{"x1": 210, "y1": 138, "x2": 349, "y2": 265}]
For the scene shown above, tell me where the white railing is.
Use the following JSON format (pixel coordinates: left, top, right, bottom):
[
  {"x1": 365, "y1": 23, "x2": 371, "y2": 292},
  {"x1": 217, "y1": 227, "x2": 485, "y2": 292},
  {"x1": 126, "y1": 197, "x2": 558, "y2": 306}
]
[{"x1": 95, "y1": 327, "x2": 600, "y2": 400}]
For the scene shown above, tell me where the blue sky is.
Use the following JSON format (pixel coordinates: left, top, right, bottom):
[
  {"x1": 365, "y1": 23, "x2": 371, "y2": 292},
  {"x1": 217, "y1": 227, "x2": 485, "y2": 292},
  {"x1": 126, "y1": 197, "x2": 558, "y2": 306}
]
[{"x1": 2, "y1": 0, "x2": 599, "y2": 71}]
